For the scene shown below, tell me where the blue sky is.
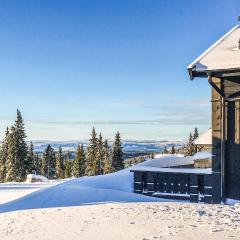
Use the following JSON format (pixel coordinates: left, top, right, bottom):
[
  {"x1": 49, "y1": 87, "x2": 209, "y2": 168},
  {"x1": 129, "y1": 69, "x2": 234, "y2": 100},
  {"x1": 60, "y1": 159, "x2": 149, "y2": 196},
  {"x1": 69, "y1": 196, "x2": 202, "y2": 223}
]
[{"x1": 0, "y1": 0, "x2": 239, "y2": 141}]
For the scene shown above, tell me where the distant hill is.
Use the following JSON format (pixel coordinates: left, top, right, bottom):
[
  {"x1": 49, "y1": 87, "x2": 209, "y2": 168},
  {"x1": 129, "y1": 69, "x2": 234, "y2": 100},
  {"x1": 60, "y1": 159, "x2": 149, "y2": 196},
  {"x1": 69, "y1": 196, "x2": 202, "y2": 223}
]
[{"x1": 31, "y1": 140, "x2": 183, "y2": 154}]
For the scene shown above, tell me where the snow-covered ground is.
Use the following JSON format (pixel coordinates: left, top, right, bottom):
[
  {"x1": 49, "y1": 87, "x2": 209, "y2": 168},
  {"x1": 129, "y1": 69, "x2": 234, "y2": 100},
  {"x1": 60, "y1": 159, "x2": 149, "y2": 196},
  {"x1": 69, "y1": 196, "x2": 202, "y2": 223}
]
[
  {"x1": 0, "y1": 181, "x2": 61, "y2": 204},
  {"x1": 1, "y1": 202, "x2": 240, "y2": 240},
  {"x1": 0, "y1": 153, "x2": 239, "y2": 239}
]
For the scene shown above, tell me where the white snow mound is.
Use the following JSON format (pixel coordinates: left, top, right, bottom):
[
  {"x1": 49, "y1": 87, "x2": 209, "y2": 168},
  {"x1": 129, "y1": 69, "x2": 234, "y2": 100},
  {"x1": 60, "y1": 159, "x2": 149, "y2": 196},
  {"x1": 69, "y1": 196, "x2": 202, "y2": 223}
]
[{"x1": 25, "y1": 174, "x2": 49, "y2": 183}]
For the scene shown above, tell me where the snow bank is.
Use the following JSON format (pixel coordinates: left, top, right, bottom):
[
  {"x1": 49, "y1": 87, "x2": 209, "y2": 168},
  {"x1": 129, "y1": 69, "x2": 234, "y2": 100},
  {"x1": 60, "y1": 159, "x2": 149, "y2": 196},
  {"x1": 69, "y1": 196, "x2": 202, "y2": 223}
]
[
  {"x1": 25, "y1": 174, "x2": 49, "y2": 183},
  {"x1": 192, "y1": 151, "x2": 213, "y2": 160},
  {"x1": 0, "y1": 153, "x2": 214, "y2": 213},
  {"x1": 0, "y1": 168, "x2": 166, "y2": 213}
]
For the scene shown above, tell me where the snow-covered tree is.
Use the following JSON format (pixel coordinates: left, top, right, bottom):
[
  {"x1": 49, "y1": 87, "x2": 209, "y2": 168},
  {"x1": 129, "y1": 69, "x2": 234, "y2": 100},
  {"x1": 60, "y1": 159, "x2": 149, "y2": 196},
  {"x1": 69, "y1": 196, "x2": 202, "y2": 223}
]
[
  {"x1": 170, "y1": 146, "x2": 176, "y2": 154},
  {"x1": 102, "y1": 139, "x2": 112, "y2": 174},
  {"x1": 5, "y1": 110, "x2": 28, "y2": 182},
  {"x1": 64, "y1": 151, "x2": 72, "y2": 178},
  {"x1": 55, "y1": 146, "x2": 64, "y2": 179},
  {"x1": 85, "y1": 127, "x2": 98, "y2": 176},
  {"x1": 96, "y1": 133, "x2": 104, "y2": 175},
  {"x1": 0, "y1": 127, "x2": 10, "y2": 182},
  {"x1": 185, "y1": 133, "x2": 196, "y2": 156},
  {"x1": 33, "y1": 153, "x2": 41, "y2": 174},
  {"x1": 193, "y1": 127, "x2": 199, "y2": 141},
  {"x1": 25, "y1": 142, "x2": 35, "y2": 175},
  {"x1": 73, "y1": 144, "x2": 86, "y2": 177},
  {"x1": 5, "y1": 127, "x2": 18, "y2": 182},
  {"x1": 163, "y1": 146, "x2": 168, "y2": 154},
  {"x1": 41, "y1": 145, "x2": 55, "y2": 179},
  {"x1": 112, "y1": 132, "x2": 124, "y2": 172}
]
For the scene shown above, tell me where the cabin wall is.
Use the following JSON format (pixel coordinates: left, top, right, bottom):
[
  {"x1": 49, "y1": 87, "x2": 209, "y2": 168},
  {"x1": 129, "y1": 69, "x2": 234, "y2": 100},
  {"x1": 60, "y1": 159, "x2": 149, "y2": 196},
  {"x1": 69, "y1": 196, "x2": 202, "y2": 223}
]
[
  {"x1": 132, "y1": 171, "x2": 213, "y2": 203},
  {"x1": 224, "y1": 77, "x2": 240, "y2": 200},
  {"x1": 212, "y1": 76, "x2": 240, "y2": 201}
]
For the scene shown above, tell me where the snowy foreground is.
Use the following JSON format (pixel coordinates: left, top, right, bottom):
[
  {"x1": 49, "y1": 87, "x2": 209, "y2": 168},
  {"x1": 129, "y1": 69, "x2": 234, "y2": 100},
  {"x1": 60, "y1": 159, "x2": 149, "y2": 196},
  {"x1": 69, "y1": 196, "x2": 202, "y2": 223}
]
[
  {"x1": 1, "y1": 202, "x2": 240, "y2": 240},
  {"x1": 0, "y1": 154, "x2": 240, "y2": 239}
]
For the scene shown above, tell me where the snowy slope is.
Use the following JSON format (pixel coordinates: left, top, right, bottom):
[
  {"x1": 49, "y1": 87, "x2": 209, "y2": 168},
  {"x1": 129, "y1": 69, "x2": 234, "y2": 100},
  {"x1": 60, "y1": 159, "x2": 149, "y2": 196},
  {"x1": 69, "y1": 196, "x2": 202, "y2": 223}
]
[
  {"x1": 0, "y1": 168, "x2": 164, "y2": 213},
  {"x1": 0, "y1": 153, "x2": 212, "y2": 213}
]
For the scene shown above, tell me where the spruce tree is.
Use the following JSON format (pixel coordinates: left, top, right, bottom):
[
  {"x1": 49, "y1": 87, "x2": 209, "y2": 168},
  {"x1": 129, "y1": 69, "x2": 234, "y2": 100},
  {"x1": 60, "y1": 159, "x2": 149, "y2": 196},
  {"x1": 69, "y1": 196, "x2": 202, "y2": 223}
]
[
  {"x1": 73, "y1": 144, "x2": 86, "y2": 177},
  {"x1": 96, "y1": 133, "x2": 104, "y2": 175},
  {"x1": 25, "y1": 142, "x2": 35, "y2": 175},
  {"x1": 163, "y1": 146, "x2": 168, "y2": 154},
  {"x1": 171, "y1": 146, "x2": 176, "y2": 154},
  {"x1": 185, "y1": 132, "x2": 195, "y2": 156},
  {"x1": 112, "y1": 132, "x2": 124, "y2": 172},
  {"x1": 14, "y1": 110, "x2": 28, "y2": 181},
  {"x1": 33, "y1": 153, "x2": 41, "y2": 174},
  {"x1": 0, "y1": 127, "x2": 10, "y2": 182},
  {"x1": 193, "y1": 127, "x2": 199, "y2": 141},
  {"x1": 56, "y1": 146, "x2": 64, "y2": 179},
  {"x1": 85, "y1": 127, "x2": 98, "y2": 176},
  {"x1": 64, "y1": 151, "x2": 72, "y2": 178},
  {"x1": 5, "y1": 110, "x2": 28, "y2": 182},
  {"x1": 102, "y1": 139, "x2": 112, "y2": 174},
  {"x1": 41, "y1": 145, "x2": 55, "y2": 179},
  {"x1": 5, "y1": 127, "x2": 17, "y2": 182},
  {"x1": 192, "y1": 127, "x2": 199, "y2": 153}
]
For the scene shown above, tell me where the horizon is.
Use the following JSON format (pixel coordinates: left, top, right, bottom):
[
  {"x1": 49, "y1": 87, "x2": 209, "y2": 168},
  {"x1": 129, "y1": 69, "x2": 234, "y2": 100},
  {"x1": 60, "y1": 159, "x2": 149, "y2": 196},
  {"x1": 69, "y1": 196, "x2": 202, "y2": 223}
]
[{"x1": 0, "y1": 0, "x2": 239, "y2": 141}]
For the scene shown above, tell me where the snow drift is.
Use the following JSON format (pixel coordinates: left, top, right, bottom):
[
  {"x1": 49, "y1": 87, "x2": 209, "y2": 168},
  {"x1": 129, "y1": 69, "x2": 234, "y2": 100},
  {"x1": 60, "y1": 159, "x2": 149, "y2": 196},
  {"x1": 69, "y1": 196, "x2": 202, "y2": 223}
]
[
  {"x1": 0, "y1": 152, "x2": 212, "y2": 213},
  {"x1": 0, "y1": 168, "x2": 163, "y2": 213}
]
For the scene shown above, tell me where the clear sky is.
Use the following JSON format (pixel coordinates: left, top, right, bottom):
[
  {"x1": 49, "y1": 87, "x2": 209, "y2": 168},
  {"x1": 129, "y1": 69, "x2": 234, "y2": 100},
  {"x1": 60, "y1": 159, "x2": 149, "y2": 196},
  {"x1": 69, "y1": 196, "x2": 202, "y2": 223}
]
[{"x1": 0, "y1": 0, "x2": 239, "y2": 141}]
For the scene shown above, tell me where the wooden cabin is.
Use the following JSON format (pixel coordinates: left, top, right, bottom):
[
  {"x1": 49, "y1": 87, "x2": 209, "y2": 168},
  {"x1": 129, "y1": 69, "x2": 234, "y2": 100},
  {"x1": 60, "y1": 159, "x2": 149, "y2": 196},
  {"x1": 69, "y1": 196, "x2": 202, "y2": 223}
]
[
  {"x1": 131, "y1": 25, "x2": 240, "y2": 204},
  {"x1": 188, "y1": 25, "x2": 240, "y2": 203}
]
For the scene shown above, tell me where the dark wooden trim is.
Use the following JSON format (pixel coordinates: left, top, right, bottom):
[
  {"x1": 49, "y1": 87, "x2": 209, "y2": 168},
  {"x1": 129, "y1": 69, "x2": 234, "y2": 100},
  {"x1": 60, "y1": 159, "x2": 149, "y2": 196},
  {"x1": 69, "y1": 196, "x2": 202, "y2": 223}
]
[{"x1": 208, "y1": 79, "x2": 225, "y2": 97}]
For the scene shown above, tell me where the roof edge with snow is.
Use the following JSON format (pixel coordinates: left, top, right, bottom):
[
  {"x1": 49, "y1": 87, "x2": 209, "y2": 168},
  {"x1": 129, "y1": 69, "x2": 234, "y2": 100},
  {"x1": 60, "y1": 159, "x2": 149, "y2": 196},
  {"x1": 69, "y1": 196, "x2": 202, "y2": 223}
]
[{"x1": 188, "y1": 25, "x2": 240, "y2": 80}]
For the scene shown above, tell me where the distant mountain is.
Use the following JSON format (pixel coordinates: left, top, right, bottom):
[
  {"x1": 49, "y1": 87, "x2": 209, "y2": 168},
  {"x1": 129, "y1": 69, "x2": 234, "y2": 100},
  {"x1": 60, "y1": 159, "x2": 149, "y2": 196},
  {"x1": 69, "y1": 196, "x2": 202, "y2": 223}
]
[{"x1": 31, "y1": 140, "x2": 183, "y2": 154}]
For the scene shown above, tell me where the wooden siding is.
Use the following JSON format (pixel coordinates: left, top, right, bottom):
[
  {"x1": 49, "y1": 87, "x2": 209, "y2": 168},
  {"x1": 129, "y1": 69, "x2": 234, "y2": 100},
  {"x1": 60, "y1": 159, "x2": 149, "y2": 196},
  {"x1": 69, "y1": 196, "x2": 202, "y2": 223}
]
[
  {"x1": 132, "y1": 170, "x2": 213, "y2": 204},
  {"x1": 212, "y1": 76, "x2": 240, "y2": 200}
]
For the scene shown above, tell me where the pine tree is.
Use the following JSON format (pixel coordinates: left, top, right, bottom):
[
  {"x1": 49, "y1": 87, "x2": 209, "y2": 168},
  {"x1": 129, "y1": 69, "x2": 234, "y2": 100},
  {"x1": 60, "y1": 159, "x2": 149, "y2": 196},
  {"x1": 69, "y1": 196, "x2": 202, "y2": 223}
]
[
  {"x1": 85, "y1": 127, "x2": 98, "y2": 176},
  {"x1": 55, "y1": 146, "x2": 64, "y2": 179},
  {"x1": 73, "y1": 144, "x2": 86, "y2": 177},
  {"x1": 41, "y1": 145, "x2": 55, "y2": 179},
  {"x1": 192, "y1": 127, "x2": 199, "y2": 153},
  {"x1": 25, "y1": 142, "x2": 35, "y2": 175},
  {"x1": 0, "y1": 127, "x2": 10, "y2": 182},
  {"x1": 102, "y1": 139, "x2": 112, "y2": 174},
  {"x1": 96, "y1": 133, "x2": 104, "y2": 175},
  {"x1": 193, "y1": 127, "x2": 199, "y2": 141},
  {"x1": 13, "y1": 110, "x2": 28, "y2": 181},
  {"x1": 33, "y1": 153, "x2": 41, "y2": 174},
  {"x1": 5, "y1": 127, "x2": 17, "y2": 182},
  {"x1": 170, "y1": 146, "x2": 176, "y2": 154},
  {"x1": 5, "y1": 110, "x2": 28, "y2": 182},
  {"x1": 64, "y1": 151, "x2": 72, "y2": 178},
  {"x1": 163, "y1": 146, "x2": 168, "y2": 154},
  {"x1": 185, "y1": 132, "x2": 195, "y2": 156},
  {"x1": 112, "y1": 132, "x2": 124, "y2": 172},
  {"x1": 15, "y1": 109, "x2": 28, "y2": 181}
]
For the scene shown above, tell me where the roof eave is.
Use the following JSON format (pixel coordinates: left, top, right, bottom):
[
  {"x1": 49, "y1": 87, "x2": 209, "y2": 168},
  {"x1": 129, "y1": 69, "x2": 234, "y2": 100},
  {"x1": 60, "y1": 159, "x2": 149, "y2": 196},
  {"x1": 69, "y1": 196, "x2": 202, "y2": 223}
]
[
  {"x1": 187, "y1": 67, "x2": 208, "y2": 80},
  {"x1": 188, "y1": 67, "x2": 240, "y2": 80}
]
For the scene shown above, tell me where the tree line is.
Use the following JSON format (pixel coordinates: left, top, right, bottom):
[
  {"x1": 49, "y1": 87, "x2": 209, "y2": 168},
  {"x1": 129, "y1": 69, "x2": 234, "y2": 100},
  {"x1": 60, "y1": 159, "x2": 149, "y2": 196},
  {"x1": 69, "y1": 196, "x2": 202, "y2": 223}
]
[{"x1": 0, "y1": 110, "x2": 124, "y2": 183}]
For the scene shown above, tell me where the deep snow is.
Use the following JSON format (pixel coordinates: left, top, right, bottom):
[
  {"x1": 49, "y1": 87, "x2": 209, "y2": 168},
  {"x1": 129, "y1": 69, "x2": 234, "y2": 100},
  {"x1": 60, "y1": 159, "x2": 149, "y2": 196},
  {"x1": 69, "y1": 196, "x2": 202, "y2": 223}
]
[{"x1": 0, "y1": 153, "x2": 212, "y2": 213}]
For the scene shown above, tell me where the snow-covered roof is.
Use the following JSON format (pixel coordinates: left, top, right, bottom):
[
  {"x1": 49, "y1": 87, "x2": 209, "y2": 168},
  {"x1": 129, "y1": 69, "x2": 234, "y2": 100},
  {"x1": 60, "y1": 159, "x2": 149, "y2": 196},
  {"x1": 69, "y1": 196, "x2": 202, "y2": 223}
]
[
  {"x1": 188, "y1": 25, "x2": 240, "y2": 79},
  {"x1": 131, "y1": 166, "x2": 212, "y2": 174},
  {"x1": 194, "y1": 129, "x2": 212, "y2": 146},
  {"x1": 133, "y1": 154, "x2": 194, "y2": 169},
  {"x1": 130, "y1": 152, "x2": 213, "y2": 173}
]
